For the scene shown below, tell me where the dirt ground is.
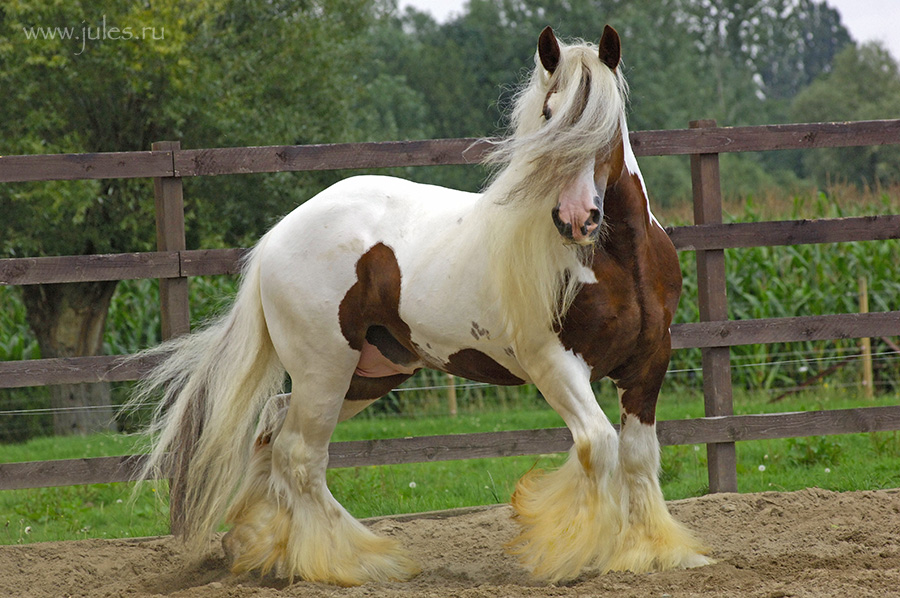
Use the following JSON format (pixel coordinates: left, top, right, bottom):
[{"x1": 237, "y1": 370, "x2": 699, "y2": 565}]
[{"x1": 2, "y1": 488, "x2": 899, "y2": 598}]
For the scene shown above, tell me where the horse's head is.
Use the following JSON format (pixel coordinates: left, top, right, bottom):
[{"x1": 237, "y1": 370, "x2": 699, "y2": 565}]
[{"x1": 534, "y1": 25, "x2": 627, "y2": 245}]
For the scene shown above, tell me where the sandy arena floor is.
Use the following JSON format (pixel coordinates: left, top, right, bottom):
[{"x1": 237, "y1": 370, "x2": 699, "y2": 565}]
[{"x1": 2, "y1": 488, "x2": 899, "y2": 598}]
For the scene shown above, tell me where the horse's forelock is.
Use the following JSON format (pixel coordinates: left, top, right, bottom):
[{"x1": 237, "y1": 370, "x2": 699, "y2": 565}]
[{"x1": 484, "y1": 40, "x2": 628, "y2": 204}]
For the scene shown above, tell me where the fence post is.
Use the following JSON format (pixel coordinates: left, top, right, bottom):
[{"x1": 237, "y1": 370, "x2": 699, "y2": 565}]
[
  {"x1": 152, "y1": 141, "x2": 190, "y2": 339},
  {"x1": 858, "y1": 276, "x2": 874, "y2": 399},
  {"x1": 447, "y1": 373, "x2": 458, "y2": 417},
  {"x1": 152, "y1": 140, "x2": 190, "y2": 535},
  {"x1": 689, "y1": 120, "x2": 738, "y2": 493}
]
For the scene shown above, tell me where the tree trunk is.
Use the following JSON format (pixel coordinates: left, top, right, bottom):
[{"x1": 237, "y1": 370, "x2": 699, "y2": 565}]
[{"x1": 21, "y1": 281, "x2": 119, "y2": 436}]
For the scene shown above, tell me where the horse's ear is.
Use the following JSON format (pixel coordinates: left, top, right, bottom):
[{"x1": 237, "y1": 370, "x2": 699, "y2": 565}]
[
  {"x1": 538, "y1": 26, "x2": 561, "y2": 74},
  {"x1": 598, "y1": 25, "x2": 620, "y2": 71}
]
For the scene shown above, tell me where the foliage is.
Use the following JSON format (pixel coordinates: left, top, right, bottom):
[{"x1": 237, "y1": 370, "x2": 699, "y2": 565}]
[
  {"x1": 0, "y1": 0, "x2": 191, "y2": 256},
  {"x1": 785, "y1": 436, "x2": 842, "y2": 467},
  {"x1": 675, "y1": 0, "x2": 850, "y2": 105},
  {"x1": 368, "y1": 0, "x2": 855, "y2": 200},
  {"x1": 665, "y1": 185, "x2": 900, "y2": 395},
  {"x1": 0, "y1": 0, "x2": 386, "y2": 254},
  {"x1": 791, "y1": 42, "x2": 900, "y2": 188}
]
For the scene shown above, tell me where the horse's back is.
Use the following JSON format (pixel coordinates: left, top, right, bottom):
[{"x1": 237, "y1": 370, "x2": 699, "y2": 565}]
[
  {"x1": 255, "y1": 175, "x2": 482, "y2": 354},
  {"x1": 265, "y1": 175, "x2": 478, "y2": 262}
]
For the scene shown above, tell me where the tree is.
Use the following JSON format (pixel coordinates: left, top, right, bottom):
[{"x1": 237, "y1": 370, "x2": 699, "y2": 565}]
[
  {"x1": 0, "y1": 0, "x2": 374, "y2": 435},
  {"x1": 674, "y1": 0, "x2": 851, "y2": 122},
  {"x1": 1, "y1": 0, "x2": 201, "y2": 435},
  {"x1": 791, "y1": 42, "x2": 900, "y2": 187}
]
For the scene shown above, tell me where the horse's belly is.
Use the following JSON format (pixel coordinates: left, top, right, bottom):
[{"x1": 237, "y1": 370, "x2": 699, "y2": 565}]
[
  {"x1": 355, "y1": 338, "x2": 420, "y2": 377},
  {"x1": 440, "y1": 347, "x2": 527, "y2": 385}
]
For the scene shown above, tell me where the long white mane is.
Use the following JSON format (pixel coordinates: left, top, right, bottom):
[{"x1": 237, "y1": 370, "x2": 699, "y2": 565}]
[{"x1": 478, "y1": 37, "x2": 629, "y2": 343}]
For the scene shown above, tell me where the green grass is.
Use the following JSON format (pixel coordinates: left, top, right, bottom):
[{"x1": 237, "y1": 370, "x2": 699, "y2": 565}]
[{"x1": 2, "y1": 388, "x2": 898, "y2": 545}]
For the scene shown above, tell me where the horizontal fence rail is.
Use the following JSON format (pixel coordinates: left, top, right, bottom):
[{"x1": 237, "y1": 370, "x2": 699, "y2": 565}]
[
  {"x1": 3, "y1": 119, "x2": 900, "y2": 183},
  {"x1": 2, "y1": 118, "x2": 899, "y2": 499},
  {"x1": 3, "y1": 405, "x2": 900, "y2": 491},
  {"x1": 630, "y1": 119, "x2": 900, "y2": 156},
  {"x1": 665, "y1": 215, "x2": 900, "y2": 250},
  {"x1": 0, "y1": 248, "x2": 247, "y2": 286},
  {"x1": 3, "y1": 311, "x2": 900, "y2": 388},
  {"x1": 5, "y1": 214, "x2": 900, "y2": 285},
  {"x1": 0, "y1": 150, "x2": 174, "y2": 183}
]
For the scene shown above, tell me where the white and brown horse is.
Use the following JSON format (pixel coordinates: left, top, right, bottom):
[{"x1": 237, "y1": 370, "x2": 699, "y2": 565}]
[{"x1": 134, "y1": 25, "x2": 710, "y2": 585}]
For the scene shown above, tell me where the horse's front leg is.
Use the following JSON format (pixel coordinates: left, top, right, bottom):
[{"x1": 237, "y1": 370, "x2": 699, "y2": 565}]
[
  {"x1": 610, "y1": 350, "x2": 711, "y2": 573},
  {"x1": 507, "y1": 344, "x2": 625, "y2": 582}
]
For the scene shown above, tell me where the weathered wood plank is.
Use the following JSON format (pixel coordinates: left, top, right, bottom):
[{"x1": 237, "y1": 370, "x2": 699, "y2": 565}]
[
  {"x1": 153, "y1": 141, "x2": 190, "y2": 341},
  {"x1": 5, "y1": 406, "x2": 900, "y2": 490},
  {"x1": 2, "y1": 120, "x2": 898, "y2": 184},
  {"x1": 0, "y1": 249, "x2": 248, "y2": 285},
  {"x1": 0, "y1": 252, "x2": 180, "y2": 285},
  {"x1": 2, "y1": 214, "x2": 896, "y2": 286},
  {"x1": 657, "y1": 406, "x2": 900, "y2": 445},
  {"x1": 0, "y1": 354, "x2": 161, "y2": 389},
  {"x1": 671, "y1": 310, "x2": 900, "y2": 349},
  {"x1": 327, "y1": 428, "x2": 574, "y2": 469},
  {"x1": 174, "y1": 139, "x2": 494, "y2": 176},
  {"x1": 2, "y1": 311, "x2": 896, "y2": 389},
  {"x1": 0, "y1": 455, "x2": 147, "y2": 490},
  {"x1": 179, "y1": 248, "x2": 246, "y2": 277},
  {"x1": 689, "y1": 119, "x2": 737, "y2": 493},
  {"x1": 667, "y1": 215, "x2": 900, "y2": 251},
  {"x1": 631, "y1": 119, "x2": 900, "y2": 156},
  {"x1": 3, "y1": 310, "x2": 896, "y2": 389},
  {"x1": 0, "y1": 151, "x2": 173, "y2": 182}
]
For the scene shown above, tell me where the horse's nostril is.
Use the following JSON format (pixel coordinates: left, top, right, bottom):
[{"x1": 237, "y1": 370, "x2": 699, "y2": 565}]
[
  {"x1": 589, "y1": 208, "x2": 601, "y2": 224},
  {"x1": 551, "y1": 206, "x2": 573, "y2": 239}
]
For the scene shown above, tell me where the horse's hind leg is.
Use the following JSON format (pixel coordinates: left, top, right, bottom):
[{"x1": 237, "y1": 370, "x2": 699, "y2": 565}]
[
  {"x1": 223, "y1": 353, "x2": 419, "y2": 585},
  {"x1": 610, "y1": 363, "x2": 711, "y2": 572}
]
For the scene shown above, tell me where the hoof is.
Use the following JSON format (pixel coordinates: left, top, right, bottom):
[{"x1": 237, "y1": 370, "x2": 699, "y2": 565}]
[
  {"x1": 225, "y1": 497, "x2": 420, "y2": 585},
  {"x1": 507, "y1": 457, "x2": 711, "y2": 582},
  {"x1": 507, "y1": 460, "x2": 625, "y2": 582}
]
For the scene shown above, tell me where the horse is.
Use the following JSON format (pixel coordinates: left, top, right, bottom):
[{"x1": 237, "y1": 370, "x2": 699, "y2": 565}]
[{"x1": 132, "y1": 25, "x2": 710, "y2": 585}]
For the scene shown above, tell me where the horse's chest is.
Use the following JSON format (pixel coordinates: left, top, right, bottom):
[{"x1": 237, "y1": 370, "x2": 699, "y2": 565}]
[{"x1": 557, "y1": 281, "x2": 647, "y2": 380}]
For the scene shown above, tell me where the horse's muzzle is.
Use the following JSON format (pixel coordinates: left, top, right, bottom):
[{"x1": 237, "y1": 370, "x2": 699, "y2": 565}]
[{"x1": 552, "y1": 194, "x2": 603, "y2": 244}]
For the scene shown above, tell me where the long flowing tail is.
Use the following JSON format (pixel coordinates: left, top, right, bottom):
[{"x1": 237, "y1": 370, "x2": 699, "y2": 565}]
[{"x1": 130, "y1": 239, "x2": 284, "y2": 546}]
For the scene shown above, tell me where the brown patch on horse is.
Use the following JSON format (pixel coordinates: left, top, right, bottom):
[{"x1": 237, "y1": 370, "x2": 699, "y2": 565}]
[
  {"x1": 445, "y1": 348, "x2": 525, "y2": 385},
  {"x1": 345, "y1": 373, "x2": 413, "y2": 402},
  {"x1": 558, "y1": 139, "x2": 681, "y2": 425},
  {"x1": 366, "y1": 325, "x2": 418, "y2": 367},
  {"x1": 338, "y1": 243, "x2": 421, "y2": 400},
  {"x1": 611, "y1": 217, "x2": 682, "y2": 425},
  {"x1": 339, "y1": 242, "x2": 411, "y2": 351}
]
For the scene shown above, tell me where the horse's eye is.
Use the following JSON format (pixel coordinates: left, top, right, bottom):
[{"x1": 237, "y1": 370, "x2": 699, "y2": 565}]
[{"x1": 542, "y1": 105, "x2": 552, "y2": 120}]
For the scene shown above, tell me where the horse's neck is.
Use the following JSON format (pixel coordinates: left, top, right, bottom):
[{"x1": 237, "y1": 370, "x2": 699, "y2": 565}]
[
  {"x1": 602, "y1": 125, "x2": 657, "y2": 249},
  {"x1": 471, "y1": 171, "x2": 586, "y2": 340}
]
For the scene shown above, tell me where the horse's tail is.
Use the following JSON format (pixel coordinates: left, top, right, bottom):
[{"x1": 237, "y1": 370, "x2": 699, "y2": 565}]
[{"x1": 130, "y1": 237, "x2": 284, "y2": 546}]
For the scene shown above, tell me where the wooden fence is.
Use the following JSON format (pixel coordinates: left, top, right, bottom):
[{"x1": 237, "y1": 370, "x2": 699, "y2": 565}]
[{"x1": 2, "y1": 119, "x2": 900, "y2": 501}]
